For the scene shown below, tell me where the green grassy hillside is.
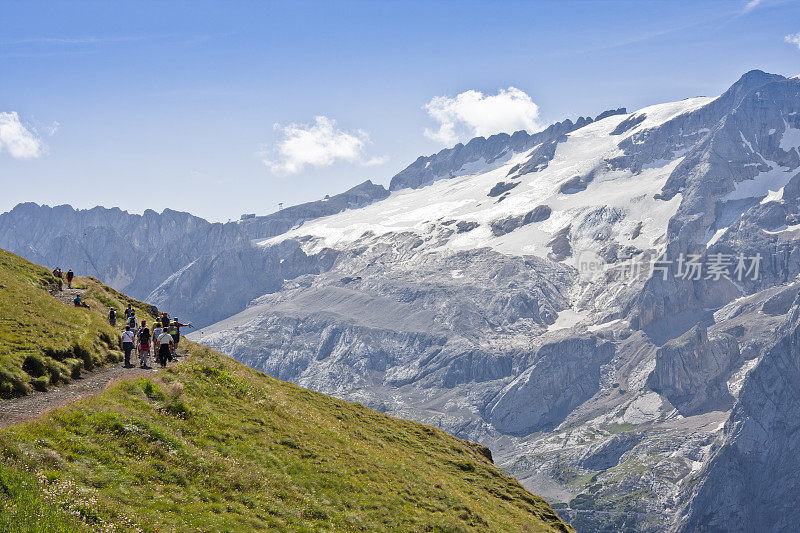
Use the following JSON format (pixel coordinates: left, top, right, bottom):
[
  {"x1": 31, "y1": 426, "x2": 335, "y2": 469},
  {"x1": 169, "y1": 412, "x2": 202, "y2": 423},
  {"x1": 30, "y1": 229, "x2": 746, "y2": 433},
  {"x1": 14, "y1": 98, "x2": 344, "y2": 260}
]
[
  {"x1": 1, "y1": 343, "x2": 572, "y2": 532},
  {"x1": 0, "y1": 249, "x2": 572, "y2": 532},
  {"x1": 0, "y1": 249, "x2": 157, "y2": 398}
]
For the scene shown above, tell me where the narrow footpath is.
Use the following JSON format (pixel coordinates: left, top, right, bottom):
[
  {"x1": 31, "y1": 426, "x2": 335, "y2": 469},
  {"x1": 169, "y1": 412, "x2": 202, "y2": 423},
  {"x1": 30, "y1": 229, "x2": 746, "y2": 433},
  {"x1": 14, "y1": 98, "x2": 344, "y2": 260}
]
[{"x1": 0, "y1": 363, "x2": 170, "y2": 429}]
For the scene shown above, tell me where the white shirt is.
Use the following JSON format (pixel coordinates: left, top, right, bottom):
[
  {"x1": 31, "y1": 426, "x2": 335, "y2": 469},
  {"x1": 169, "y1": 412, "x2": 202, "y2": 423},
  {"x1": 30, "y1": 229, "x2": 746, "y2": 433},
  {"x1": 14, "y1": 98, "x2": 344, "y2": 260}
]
[
  {"x1": 158, "y1": 331, "x2": 173, "y2": 345},
  {"x1": 121, "y1": 330, "x2": 135, "y2": 344}
]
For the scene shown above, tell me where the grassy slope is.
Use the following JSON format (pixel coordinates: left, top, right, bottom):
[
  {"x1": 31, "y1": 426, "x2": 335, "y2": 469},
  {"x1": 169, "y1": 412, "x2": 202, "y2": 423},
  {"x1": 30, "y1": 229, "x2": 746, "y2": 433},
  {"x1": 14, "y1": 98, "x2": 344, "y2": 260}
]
[
  {"x1": 0, "y1": 342, "x2": 572, "y2": 532},
  {"x1": 0, "y1": 249, "x2": 158, "y2": 398}
]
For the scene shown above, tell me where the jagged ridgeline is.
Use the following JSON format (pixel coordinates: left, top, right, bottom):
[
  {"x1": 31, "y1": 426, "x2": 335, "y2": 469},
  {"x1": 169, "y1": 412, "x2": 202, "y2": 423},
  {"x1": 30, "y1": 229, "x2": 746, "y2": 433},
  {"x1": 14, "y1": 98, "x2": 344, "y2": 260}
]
[
  {"x1": 0, "y1": 249, "x2": 158, "y2": 398},
  {"x1": 0, "y1": 248, "x2": 572, "y2": 532}
]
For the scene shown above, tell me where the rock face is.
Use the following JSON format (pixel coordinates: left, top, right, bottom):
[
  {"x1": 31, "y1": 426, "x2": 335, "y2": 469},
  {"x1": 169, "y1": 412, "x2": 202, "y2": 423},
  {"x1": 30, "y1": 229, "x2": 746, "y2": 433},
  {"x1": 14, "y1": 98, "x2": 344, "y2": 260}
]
[
  {"x1": 0, "y1": 203, "x2": 247, "y2": 297},
  {"x1": 678, "y1": 296, "x2": 800, "y2": 532},
  {"x1": 487, "y1": 181, "x2": 519, "y2": 197},
  {"x1": 490, "y1": 205, "x2": 552, "y2": 237},
  {"x1": 487, "y1": 335, "x2": 615, "y2": 435},
  {"x1": 7, "y1": 71, "x2": 800, "y2": 531},
  {"x1": 646, "y1": 323, "x2": 740, "y2": 415}
]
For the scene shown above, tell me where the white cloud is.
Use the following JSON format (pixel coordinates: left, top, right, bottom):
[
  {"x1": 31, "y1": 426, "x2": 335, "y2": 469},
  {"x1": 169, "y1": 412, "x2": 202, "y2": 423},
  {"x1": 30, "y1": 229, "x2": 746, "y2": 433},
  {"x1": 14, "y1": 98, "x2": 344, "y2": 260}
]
[
  {"x1": 262, "y1": 116, "x2": 387, "y2": 175},
  {"x1": 0, "y1": 112, "x2": 45, "y2": 159},
  {"x1": 743, "y1": 0, "x2": 763, "y2": 12},
  {"x1": 786, "y1": 32, "x2": 800, "y2": 50},
  {"x1": 423, "y1": 87, "x2": 543, "y2": 145},
  {"x1": 364, "y1": 155, "x2": 390, "y2": 166}
]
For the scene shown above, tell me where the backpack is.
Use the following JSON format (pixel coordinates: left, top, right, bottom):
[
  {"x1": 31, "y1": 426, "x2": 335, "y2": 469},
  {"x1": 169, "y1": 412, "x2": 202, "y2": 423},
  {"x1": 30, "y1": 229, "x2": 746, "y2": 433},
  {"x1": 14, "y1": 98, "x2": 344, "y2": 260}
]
[{"x1": 139, "y1": 328, "x2": 150, "y2": 344}]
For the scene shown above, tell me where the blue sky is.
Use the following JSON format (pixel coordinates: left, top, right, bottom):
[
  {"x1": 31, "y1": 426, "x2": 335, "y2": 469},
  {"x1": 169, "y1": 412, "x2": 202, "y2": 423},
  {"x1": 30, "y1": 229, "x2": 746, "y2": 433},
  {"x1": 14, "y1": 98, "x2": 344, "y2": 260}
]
[{"x1": 1, "y1": 0, "x2": 799, "y2": 222}]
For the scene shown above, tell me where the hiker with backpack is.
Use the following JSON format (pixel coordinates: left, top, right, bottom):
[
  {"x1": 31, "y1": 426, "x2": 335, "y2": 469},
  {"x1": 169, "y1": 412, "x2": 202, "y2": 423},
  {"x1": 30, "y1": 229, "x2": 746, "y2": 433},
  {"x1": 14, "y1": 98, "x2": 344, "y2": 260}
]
[
  {"x1": 170, "y1": 317, "x2": 192, "y2": 351},
  {"x1": 152, "y1": 321, "x2": 163, "y2": 352},
  {"x1": 125, "y1": 304, "x2": 135, "y2": 320},
  {"x1": 66, "y1": 269, "x2": 74, "y2": 288},
  {"x1": 52, "y1": 267, "x2": 62, "y2": 279},
  {"x1": 138, "y1": 319, "x2": 151, "y2": 368},
  {"x1": 126, "y1": 313, "x2": 137, "y2": 341},
  {"x1": 121, "y1": 326, "x2": 135, "y2": 368},
  {"x1": 156, "y1": 326, "x2": 174, "y2": 368},
  {"x1": 108, "y1": 307, "x2": 117, "y2": 326}
]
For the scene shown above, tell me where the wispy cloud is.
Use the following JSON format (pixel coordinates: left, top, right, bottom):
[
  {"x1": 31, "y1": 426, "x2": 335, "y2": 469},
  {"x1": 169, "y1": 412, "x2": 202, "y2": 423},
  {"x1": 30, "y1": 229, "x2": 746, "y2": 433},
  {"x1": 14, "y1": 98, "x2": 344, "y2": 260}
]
[
  {"x1": 261, "y1": 116, "x2": 387, "y2": 175},
  {"x1": 742, "y1": 0, "x2": 764, "y2": 13},
  {"x1": 3, "y1": 33, "x2": 218, "y2": 48},
  {"x1": 0, "y1": 112, "x2": 46, "y2": 159},
  {"x1": 575, "y1": 0, "x2": 776, "y2": 55},
  {"x1": 6, "y1": 35, "x2": 152, "y2": 45},
  {"x1": 786, "y1": 32, "x2": 800, "y2": 49},
  {"x1": 423, "y1": 87, "x2": 542, "y2": 146}
]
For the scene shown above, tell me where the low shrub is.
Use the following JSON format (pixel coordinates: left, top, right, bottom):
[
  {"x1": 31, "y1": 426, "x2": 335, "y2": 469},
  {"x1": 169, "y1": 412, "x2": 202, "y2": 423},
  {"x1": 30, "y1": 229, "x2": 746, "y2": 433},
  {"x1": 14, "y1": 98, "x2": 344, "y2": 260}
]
[
  {"x1": 32, "y1": 375, "x2": 49, "y2": 392},
  {"x1": 42, "y1": 347, "x2": 72, "y2": 362},
  {"x1": 72, "y1": 342, "x2": 93, "y2": 371},
  {"x1": 22, "y1": 354, "x2": 46, "y2": 378},
  {"x1": 65, "y1": 359, "x2": 82, "y2": 379},
  {"x1": 163, "y1": 398, "x2": 191, "y2": 419},
  {"x1": 142, "y1": 380, "x2": 165, "y2": 401},
  {"x1": 45, "y1": 359, "x2": 65, "y2": 384},
  {"x1": 12, "y1": 378, "x2": 31, "y2": 396}
]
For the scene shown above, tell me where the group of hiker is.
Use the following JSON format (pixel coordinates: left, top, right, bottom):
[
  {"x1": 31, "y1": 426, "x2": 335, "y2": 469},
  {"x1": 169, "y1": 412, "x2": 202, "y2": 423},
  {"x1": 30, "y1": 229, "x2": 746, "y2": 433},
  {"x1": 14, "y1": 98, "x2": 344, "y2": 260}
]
[
  {"x1": 53, "y1": 266, "x2": 192, "y2": 370},
  {"x1": 54, "y1": 267, "x2": 87, "y2": 307},
  {"x1": 52, "y1": 267, "x2": 74, "y2": 288},
  {"x1": 116, "y1": 304, "x2": 191, "y2": 369}
]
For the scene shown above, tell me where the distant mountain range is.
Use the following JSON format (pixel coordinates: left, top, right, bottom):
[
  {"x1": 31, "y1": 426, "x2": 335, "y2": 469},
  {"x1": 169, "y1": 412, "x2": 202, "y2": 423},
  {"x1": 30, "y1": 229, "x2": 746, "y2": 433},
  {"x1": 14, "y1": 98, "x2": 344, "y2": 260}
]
[
  {"x1": 0, "y1": 107, "x2": 626, "y2": 328},
  {"x1": 4, "y1": 69, "x2": 800, "y2": 531}
]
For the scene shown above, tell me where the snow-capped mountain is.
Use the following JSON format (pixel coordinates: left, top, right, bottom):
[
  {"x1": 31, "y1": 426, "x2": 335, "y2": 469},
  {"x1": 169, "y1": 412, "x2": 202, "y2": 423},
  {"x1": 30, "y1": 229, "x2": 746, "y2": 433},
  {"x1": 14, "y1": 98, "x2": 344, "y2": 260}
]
[
  {"x1": 189, "y1": 70, "x2": 800, "y2": 531},
  {"x1": 4, "y1": 69, "x2": 800, "y2": 531}
]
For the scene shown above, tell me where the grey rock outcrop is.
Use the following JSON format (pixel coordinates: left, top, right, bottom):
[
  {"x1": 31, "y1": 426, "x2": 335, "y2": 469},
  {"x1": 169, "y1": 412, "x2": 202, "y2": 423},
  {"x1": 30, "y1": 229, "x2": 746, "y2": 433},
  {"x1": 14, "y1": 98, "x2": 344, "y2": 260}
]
[
  {"x1": 678, "y1": 295, "x2": 800, "y2": 532},
  {"x1": 646, "y1": 323, "x2": 740, "y2": 415},
  {"x1": 487, "y1": 335, "x2": 614, "y2": 435},
  {"x1": 488, "y1": 181, "x2": 519, "y2": 197},
  {"x1": 490, "y1": 205, "x2": 551, "y2": 236}
]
